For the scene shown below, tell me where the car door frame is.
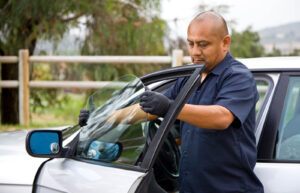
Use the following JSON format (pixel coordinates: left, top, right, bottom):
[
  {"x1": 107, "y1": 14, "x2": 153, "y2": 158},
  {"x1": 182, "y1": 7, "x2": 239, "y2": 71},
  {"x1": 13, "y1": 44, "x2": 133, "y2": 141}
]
[
  {"x1": 133, "y1": 65, "x2": 205, "y2": 192},
  {"x1": 255, "y1": 70, "x2": 300, "y2": 193},
  {"x1": 139, "y1": 65, "x2": 204, "y2": 170},
  {"x1": 257, "y1": 71, "x2": 300, "y2": 159},
  {"x1": 31, "y1": 64, "x2": 205, "y2": 193}
]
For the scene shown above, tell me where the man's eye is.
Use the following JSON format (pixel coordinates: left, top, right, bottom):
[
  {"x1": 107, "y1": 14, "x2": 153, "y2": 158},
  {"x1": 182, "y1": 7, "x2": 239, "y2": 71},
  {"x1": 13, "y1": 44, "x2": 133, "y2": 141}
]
[
  {"x1": 188, "y1": 42, "x2": 194, "y2": 46},
  {"x1": 199, "y1": 42, "x2": 208, "y2": 47}
]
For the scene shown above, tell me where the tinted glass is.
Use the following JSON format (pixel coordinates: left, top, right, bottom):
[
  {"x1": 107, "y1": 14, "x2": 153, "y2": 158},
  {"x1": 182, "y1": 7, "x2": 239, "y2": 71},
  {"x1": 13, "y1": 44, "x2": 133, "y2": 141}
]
[
  {"x1": 276, "y1": 77, "x2": 300, "y2": 160},
  {"x1": 76, "y1": 75, "x2": 148, "y2": 166}
]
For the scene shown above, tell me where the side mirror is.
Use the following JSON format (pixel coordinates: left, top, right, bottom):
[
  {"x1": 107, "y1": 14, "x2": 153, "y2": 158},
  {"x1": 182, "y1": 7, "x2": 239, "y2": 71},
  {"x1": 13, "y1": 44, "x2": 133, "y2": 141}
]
[
  {"x1": 87, "y1": 141, "x2": 123, "y2": 162},
  {"x1": 26, "y1": 130, "x2": 63, "y2": 158}
]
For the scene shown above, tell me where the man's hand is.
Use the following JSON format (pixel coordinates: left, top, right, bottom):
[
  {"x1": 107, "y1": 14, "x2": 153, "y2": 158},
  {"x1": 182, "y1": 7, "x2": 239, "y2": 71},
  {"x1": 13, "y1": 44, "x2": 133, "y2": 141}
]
[
  {"x1": 140, "y1": 91, "x2": 173, "y2": 117},
  {"x1": 78, "y1": 109, "x2": 89, "y2": 127}
]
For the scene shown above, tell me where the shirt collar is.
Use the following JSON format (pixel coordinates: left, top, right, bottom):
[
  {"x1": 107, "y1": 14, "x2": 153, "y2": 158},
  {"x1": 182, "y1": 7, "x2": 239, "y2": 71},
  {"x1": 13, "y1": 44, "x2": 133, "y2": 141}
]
[{"x1": 209, "y1": 52, "x2": 232, "y2": 76}]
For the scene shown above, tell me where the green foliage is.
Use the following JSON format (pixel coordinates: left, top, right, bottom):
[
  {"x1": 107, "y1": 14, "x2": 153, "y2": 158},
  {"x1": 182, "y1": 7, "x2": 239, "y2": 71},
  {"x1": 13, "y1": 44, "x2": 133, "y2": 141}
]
[
  {"x1": 28, "y1": 60, "x2": 68, "y2": 116},
  {"x1": 80, "y1": 0, "x2": 168, "y2": 81},
  {"x1": 30, "y1": 89, "x2": 68, "y2": 113},
  {"x1": 1, "y1": 0, "x2": 167, "y2": 76},
  {"x1": 30, "y1": 91, "x2": 85, "y2": 125},
  {"x1": 192, "y1": 3, "x2": 264, "y2": 58},
  {"x1": 0, "y1": 0, "x2": 88, "y2": 54},
  {"x1": 288, "y1": 49, "x2": 300, "y2": 56},
  {"x1": 82, "y1": 0, "x2": 166, "y2": 55},
  {"x1": 266, "y1": 46, "x2": 282, "y2": 57},
  {"x1": 230, "y1": 27, "x2": 265, "y2": 58},
  {"x1": 0, "y1": 93, "x2": 85, "y2": 131},
  {"x1": 266, "y1": 47, "x2": 300, "y2": 57},
  {"x1": 0, "y1": 0, "x2": 91, "y2": 124},
  {"x1": 1, "y1": 0, "x2": 167, "y2": 125}
]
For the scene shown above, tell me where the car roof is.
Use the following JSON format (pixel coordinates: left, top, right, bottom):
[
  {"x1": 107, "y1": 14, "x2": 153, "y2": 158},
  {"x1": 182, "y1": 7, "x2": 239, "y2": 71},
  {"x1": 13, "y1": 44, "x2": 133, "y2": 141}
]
[
  {"x1": 142, "y1": 56, "x2": 300, "y2": 84},
  {"x1": 237, "y1": 56, "x2": 300, "y2": 71}
]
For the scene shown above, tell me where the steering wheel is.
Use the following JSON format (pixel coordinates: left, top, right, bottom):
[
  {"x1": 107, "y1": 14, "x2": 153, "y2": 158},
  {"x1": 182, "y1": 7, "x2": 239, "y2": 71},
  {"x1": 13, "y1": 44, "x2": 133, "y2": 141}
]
[{"x1": 147, "y1": 119, "x2": 180, "y2": 192}]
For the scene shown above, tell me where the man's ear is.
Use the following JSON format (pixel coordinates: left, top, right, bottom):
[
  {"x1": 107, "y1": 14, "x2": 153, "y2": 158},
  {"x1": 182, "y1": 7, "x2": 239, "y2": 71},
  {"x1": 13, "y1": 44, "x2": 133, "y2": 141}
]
[{"x1": 222, "y1": 35, "x2": 231, "y2": 52}]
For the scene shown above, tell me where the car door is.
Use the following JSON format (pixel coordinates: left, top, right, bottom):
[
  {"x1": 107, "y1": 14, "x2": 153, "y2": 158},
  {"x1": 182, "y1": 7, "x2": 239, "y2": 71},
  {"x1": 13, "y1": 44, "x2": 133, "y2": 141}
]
[
  {"x1": 32, "y1": 65, "x2": 204, "y2": 193},
  {"x1": 134, "y1": 65, "x2": 204, "y2": 193},
  {"x1": 255, "y1": 71, "x2": 300, "y2": 193},
  {"x1": 32, "y1": 76, "x2": 149, "y2": 193}
]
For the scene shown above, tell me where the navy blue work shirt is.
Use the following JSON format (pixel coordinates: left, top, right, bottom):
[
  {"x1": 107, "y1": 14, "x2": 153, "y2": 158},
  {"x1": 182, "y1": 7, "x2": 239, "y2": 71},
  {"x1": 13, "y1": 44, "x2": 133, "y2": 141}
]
[{"x1": 164, "y1": 53, "x2": 264, "y2": 193}]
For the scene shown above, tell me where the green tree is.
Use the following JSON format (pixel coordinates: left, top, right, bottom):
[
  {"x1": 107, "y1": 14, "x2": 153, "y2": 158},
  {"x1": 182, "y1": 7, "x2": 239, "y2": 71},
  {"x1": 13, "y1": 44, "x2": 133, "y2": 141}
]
[
  {"x1": 0, "y1": 0, "x2": 88, "y2": 124},
  {"x1": 80, "y1": 0, "x2": 167, "y2": 81},
  {"x1": 266, "y1": 46, "x2": 282, "y2": 56},
  {"x1": 288, "y1": 48, "x2": 300, "y2": 56},
  {"x1": 0, "y1": 0, "x2": 166, "y2": 124},
  {"x1": 195, "y1": 4, "x2": 264, "y2": 59},
  {"x1": 230, "y1": 27, "x2": 265, "y2": 58}
]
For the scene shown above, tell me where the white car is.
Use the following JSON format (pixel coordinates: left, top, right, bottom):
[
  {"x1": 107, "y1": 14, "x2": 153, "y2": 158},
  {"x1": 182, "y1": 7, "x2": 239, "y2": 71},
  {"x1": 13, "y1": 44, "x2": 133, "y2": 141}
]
[{"x1": 1, "y1": 57, "x2": 300, "y2": 193}]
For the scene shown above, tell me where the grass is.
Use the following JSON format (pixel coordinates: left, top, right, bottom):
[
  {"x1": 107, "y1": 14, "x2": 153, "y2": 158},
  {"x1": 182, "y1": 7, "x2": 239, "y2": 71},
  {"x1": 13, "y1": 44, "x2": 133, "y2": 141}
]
[
  {"x1": 32, "y1": 93, "x2": 86, "y2": 124},
  {"x1": 0, "y1": 122, "x2": 67, "y2": 132},
  {"x1": 0, "y1": 92, "x2": 87, "y2": 132}
]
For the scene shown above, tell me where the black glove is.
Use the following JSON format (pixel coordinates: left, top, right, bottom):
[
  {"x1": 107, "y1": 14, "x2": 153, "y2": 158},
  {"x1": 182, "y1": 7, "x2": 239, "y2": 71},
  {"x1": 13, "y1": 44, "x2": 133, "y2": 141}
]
[
  {"x1": 140, "y1": 91, "x2": 173, "y2": 117},
  {"x1": 78, "y1": 109, "x2": 89, "y2": 127}
]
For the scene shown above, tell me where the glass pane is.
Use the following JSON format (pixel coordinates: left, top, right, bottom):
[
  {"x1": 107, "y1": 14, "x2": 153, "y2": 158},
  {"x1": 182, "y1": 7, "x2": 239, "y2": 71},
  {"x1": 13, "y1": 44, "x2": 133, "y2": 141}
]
[
  {"x1": 76, "y1": 75, "x2": 149, "y2": 166},
  {"x1": 256, "y1": 80, "x2": 270, "y2": 117},
  {"x1": 276, "y1": 77, "x2": 300, "y2": 160},
  {"x1": 30, "y1": 131, "x2": 59, "y2": 155}
]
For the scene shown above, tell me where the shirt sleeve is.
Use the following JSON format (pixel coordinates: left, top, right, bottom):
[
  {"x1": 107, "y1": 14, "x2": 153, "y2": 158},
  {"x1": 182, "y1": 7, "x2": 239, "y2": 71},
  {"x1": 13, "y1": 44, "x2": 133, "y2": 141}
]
[{"x1": 215, "y1": 66, "x2": 259, "y2": 127}]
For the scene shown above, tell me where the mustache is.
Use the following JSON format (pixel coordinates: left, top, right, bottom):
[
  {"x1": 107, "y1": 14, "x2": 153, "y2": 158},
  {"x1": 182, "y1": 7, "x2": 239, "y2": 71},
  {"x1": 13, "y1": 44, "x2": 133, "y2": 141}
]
[{"x1": 192, "y1": 57, "x2": 205, "y2": 62}]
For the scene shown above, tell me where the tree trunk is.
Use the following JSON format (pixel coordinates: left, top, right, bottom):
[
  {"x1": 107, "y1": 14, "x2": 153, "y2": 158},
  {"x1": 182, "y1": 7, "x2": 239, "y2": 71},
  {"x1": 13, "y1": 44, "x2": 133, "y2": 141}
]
[
  {"x1": 1, "y1": 63, "x2": 19, "y2": 124},
  {"x1": 0, "y1": 38, "x2": 35, "y2": 124}
]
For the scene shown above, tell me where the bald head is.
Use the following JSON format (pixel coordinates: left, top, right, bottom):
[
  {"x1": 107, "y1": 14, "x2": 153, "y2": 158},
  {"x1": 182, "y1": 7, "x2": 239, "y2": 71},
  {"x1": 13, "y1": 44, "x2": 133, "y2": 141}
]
[
  {"x1": 187, "y1": 11, "x2": 231, "y2": 69},
  {"x1": 189, "y1": 11, "x2": 228, "y2": 40}
]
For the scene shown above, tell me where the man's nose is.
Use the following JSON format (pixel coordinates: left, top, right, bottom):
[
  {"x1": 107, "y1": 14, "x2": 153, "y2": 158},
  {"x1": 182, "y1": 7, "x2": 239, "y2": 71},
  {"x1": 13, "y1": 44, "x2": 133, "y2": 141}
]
[{"x1": 191, "y1": 45, "x2": 202, "y2": 56}]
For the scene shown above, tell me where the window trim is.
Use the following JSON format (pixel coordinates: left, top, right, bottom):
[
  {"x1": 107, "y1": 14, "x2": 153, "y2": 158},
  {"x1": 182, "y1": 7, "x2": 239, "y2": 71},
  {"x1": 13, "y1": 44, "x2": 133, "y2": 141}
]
[
  {"x1": 64, "y1": 64, "x2": 205, "y2": 173},
  {"x1": 254, "y1": 75, "x2": 274, "y2": 126},
  {"x1": 257, "y1": 72, "x2": 300, "y2": 161},
  {"x1": 140, "y1": 66, "x2": 205, "y2": 170},
  {"x1": 254, "y1": 73, "x2": 276, "y2": 144}
]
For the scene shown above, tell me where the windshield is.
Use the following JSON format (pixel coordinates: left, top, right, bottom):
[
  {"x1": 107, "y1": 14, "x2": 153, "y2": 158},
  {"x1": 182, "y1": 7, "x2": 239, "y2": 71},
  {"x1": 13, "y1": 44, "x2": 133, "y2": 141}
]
[{"x1": 76, "y1": 75, "x2": 148, "y2": 166}]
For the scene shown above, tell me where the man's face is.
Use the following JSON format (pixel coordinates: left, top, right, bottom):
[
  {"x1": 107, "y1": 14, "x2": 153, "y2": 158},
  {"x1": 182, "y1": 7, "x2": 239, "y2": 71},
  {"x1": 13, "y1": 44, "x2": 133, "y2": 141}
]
[{"x1": 187, "y1": 21, "x2": 226, "y2": 70}]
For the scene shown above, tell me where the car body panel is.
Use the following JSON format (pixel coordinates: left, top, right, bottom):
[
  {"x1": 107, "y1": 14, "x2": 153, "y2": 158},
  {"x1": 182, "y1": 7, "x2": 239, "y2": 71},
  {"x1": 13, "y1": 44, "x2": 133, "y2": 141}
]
[
  {"x1": 0, "y1": 185, "x2": 32, "y2": 193},
  {"x1": 255, "y1": 162, "x2": 300, "y2": 193},
  {"x1": 0, "y1": 130, "x2": 46, "y2": 192},
  {"x1": 239, "y1": 56, "x2": 300, "y2": 71},
  {"x1": 35, "y1": 158, "x2": 145, "y2": 193}
]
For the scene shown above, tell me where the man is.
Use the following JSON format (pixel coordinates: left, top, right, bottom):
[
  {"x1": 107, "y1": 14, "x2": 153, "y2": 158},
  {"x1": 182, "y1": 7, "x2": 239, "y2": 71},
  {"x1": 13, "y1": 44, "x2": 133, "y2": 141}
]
[
  {"x1": 139, "y1": 11, "x2": 264, "y2": 193},
  {"x1": 79, "y1": 11, "x2": 264, "y2": 193}
]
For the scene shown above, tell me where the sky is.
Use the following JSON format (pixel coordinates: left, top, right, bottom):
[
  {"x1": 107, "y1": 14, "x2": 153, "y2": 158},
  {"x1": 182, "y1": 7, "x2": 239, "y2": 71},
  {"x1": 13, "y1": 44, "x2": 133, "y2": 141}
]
[{"x1": 161, "y1": 0, "x2": 300, "y2": 39}]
